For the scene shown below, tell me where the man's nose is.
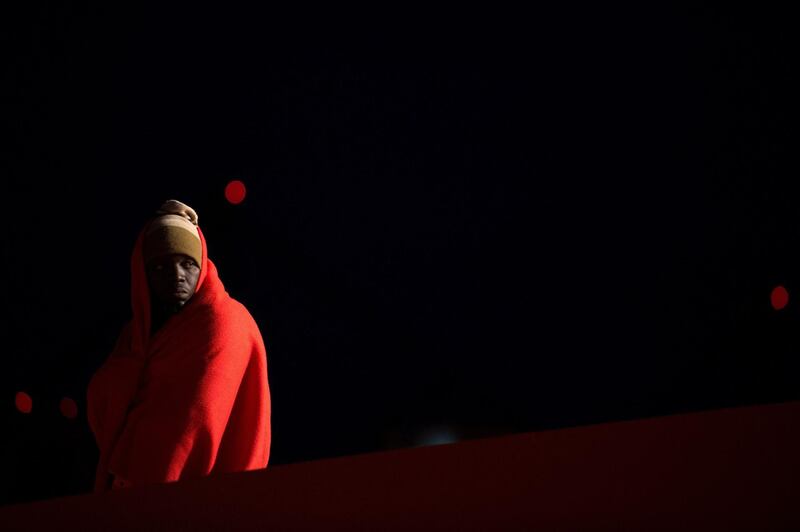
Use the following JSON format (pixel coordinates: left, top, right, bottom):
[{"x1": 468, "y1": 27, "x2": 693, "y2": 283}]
[{"x1": 167, "y1": 264, "x2": 186, "y2": 281}]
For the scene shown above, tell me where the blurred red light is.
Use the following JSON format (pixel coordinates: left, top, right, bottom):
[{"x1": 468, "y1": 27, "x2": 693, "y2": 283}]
[
  {"x1": 771, "y1": 285, "x2": 789, "y2": 310},
  {"x1": 225, "y1": 180, "x2": 247, "y2": 205},
  {"x1": 60, "y1": 397, "x2": 78, "y2": 419},
  {"x1": 15, "y1": 391, "x2": 32, "y2": 414}
]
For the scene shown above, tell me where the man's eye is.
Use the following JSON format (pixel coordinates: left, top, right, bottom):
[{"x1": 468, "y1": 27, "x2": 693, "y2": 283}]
[{"x1": 184, "y1": 261, "x2": 196, "y2": 268}]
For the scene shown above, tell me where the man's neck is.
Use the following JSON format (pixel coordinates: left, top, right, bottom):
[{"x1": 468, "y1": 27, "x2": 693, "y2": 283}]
[{"x1": 151, "y1": 303, "x2": 181, "y2": 333}]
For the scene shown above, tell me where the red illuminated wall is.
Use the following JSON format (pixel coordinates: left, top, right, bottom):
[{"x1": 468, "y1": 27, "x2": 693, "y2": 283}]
[{"x1": 1, "y1": 400, "x2": 798, "y2": 530}]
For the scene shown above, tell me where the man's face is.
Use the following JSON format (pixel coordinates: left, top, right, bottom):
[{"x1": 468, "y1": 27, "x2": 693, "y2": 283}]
[{"x1": 145, "y1": 253, "x2": 201, "y2": 310}]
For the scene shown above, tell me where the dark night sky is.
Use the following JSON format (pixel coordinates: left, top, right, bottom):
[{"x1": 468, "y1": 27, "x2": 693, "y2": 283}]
[{"x1": 2, "y1": 5, "x2": 799, "y2": 504}]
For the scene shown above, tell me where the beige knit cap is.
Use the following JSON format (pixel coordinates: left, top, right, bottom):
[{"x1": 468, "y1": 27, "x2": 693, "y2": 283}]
[{"x1": 142, "y1": 199, "x2": 202, "y2": 266}]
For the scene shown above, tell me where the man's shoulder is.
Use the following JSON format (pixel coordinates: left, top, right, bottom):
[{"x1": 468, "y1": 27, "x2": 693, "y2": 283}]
[
  {"x1": 209, "y1": 299, "x2": 266, "y2": 355},
  {"x1": 198, "y1": 294, "x2": 259, "y2": 331},
  {"x1": 225, "y1": 296, "x2": 257, "y2": 325}
]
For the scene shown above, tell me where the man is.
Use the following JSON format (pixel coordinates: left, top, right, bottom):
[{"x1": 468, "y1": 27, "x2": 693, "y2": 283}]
[{"x1": 87, "y1": 199, "x2": 271, "y2": 492}]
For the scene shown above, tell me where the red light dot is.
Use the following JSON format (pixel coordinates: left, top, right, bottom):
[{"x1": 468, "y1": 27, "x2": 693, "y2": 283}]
[
  {"x1": 15, "y1": 391, "x2": 32, "y2": 414},
  {"x1": 225, "y1": 180, "x2": 247, "y2": 205},
  {"x1": 771, "y1": 285, "x2": 789, "y2": 310},
  {"x1": 60, "y1": 397, "x2": 78, "y2": 419}
]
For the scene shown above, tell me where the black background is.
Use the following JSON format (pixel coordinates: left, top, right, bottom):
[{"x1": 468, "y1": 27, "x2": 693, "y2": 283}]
[{"x1": 2, "y1": 5, "x2": 798, "y2": 505}]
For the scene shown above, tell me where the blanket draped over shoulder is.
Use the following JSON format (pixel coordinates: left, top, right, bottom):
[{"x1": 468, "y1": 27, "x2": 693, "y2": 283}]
[{"x1": 87, "y1": 224, "x2": 271, "y2": 493}]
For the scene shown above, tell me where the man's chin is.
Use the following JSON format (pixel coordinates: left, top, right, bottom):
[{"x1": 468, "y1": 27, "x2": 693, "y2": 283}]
[
  {"x1": 155, "y1": 296, "x2": 191, "y2": 312},
  {"x1": 172, "y1": 297, "x2": 191, "y2": 308}
]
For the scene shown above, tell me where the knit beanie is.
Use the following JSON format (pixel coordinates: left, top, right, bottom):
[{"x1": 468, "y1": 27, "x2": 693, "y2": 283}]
[{"x1": 142, "y1": 199, "x2": 203, "y2": 266}]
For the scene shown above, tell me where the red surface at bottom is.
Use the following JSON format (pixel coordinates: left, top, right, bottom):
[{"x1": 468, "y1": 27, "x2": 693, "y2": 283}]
[{"x1": 1, "y1": 400, "x2": 799, "y2": 531}]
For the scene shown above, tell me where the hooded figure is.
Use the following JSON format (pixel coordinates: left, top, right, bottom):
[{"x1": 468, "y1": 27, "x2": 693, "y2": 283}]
[{"x1": 86, "y1": 200, "x2": 271, "y2": 493}]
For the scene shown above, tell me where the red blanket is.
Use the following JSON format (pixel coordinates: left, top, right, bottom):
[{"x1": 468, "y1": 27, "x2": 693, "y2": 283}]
[{"x1": 87, "y1": 224, "x2": 271, "y2": 493}]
